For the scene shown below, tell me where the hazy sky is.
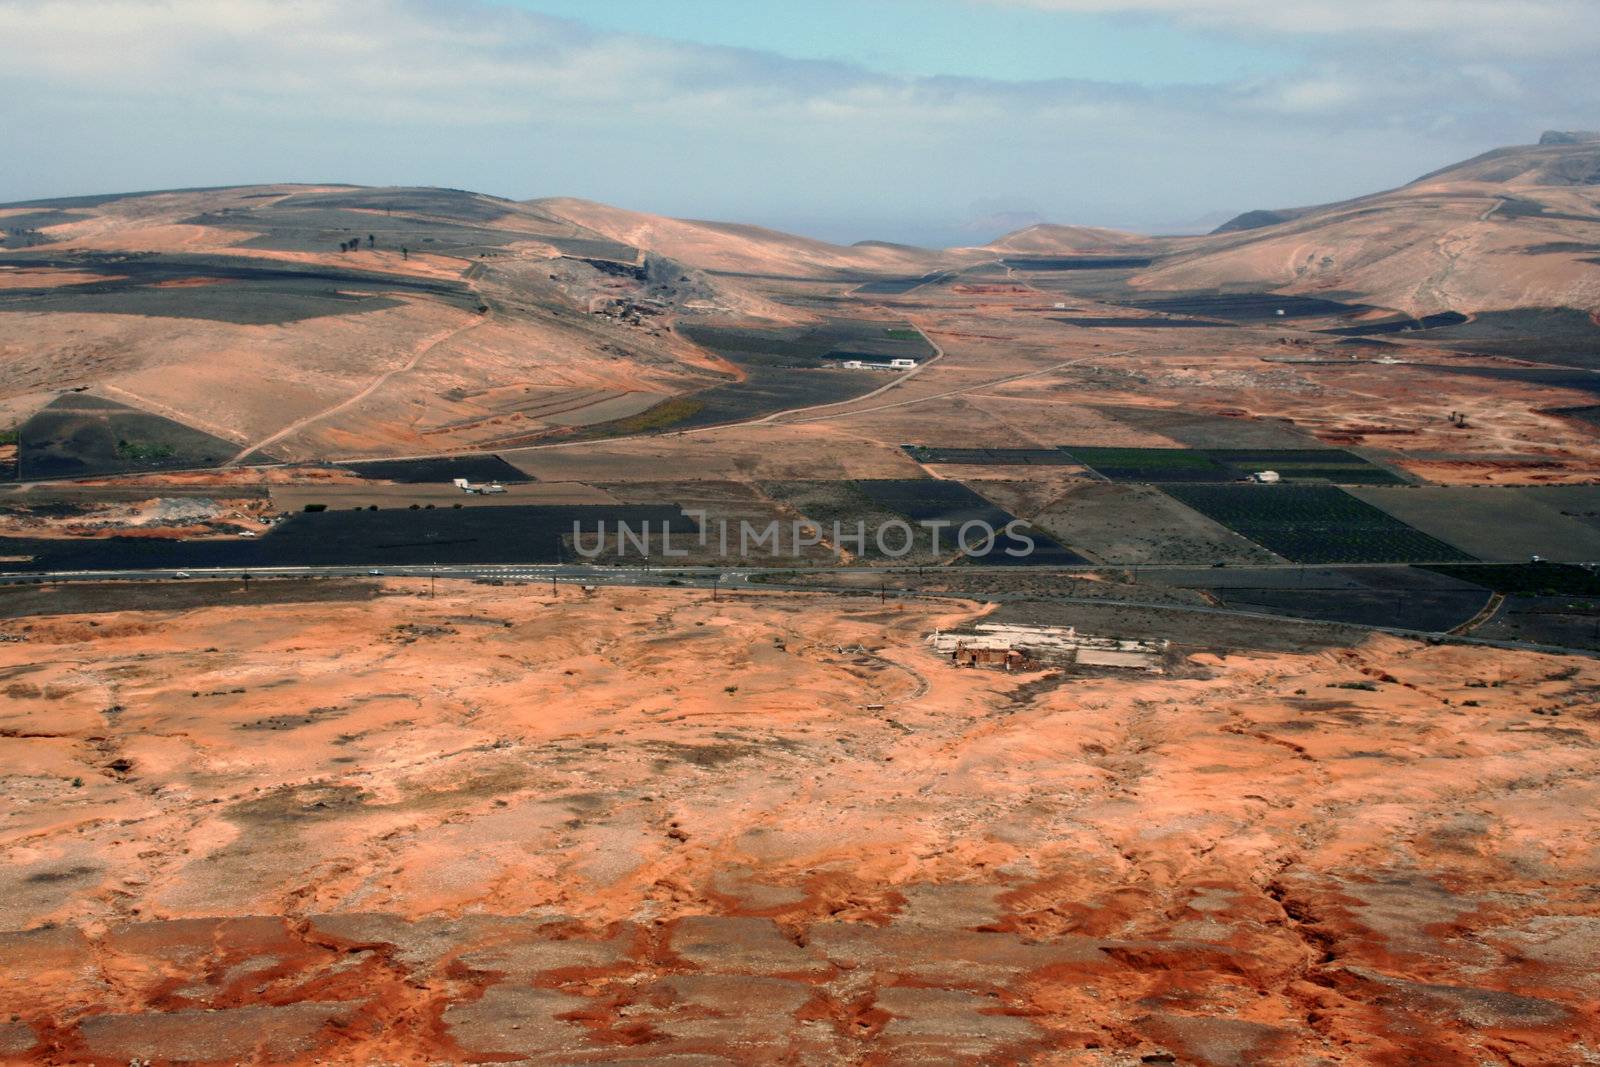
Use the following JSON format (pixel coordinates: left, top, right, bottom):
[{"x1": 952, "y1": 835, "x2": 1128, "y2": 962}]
[{"x1": 2, "y1": 0, "x2": 1597, "y2": 244}]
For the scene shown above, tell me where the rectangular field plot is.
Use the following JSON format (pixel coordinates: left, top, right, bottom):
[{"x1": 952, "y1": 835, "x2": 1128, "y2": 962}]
[
  {"x1": 765, "y1": 480, "x2": 1085, "y2": 565},
  {"x1": 1003, "y1": 256, "x2": 1155, "y2": 271},
  {"x1": 1094, "y1": 406, "x2": 1318, "y2": 450},
  {"x1": 1160, "y1": 485, "x2": 1477, "y2": 564},
  {"x1": 1061, "y1": 445, "x2": 1405, "y2": 485},
  {"x1": 1054, "y1": 317, "x2": 1230, "y2": 329},
  {"x1": 1059, "y1": 447, "x2": 1233, "y2": 483},
  {"x1": 1421, "y1": 563, "x2": 1600, "y2": 596},
  {"x1": 852, "y1": 479, "x2": 1087, "y2": 565},
  {"x1": 853, "y1": 271, "x2": 952, "y2": 295},
  {"x1": 1187, "y1": 567, "x2": 1493, "y2": 633},
  {"x1": 679, "y1": 317, "x2": 933, "y2": 369},
  {"x1": 1118, "y1": 293, "x2": 1371, "y2": 321},
  {"x1": 1201, "y1": 449, "x2": 1407, "y2": 485},
  {"x1": 1031, "y1": 483, "x2": 1281, "y2": 566},
  {"x1": 0, "y1": 505, "x2": 699, "y2": 573},
  {"x1": 1351, "y1": 487, "x2": 1600, "y2": 562},
  {"x1": 341, "y1": 456, "x2": 532, "y2": 485},
  {"x1": 902, "y1": 445, "x2": 1079, "y2": 467}
]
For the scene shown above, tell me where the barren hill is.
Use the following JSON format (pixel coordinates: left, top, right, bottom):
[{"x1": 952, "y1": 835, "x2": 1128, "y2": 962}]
[
  {"x1": 1153, "y1": 135, "x2": 1600, "y2": 315},
  {"x1": 983, "y1": 222, "x2": 1158, "y2": 256},
  {"x1": 532, "y1": 197, "x2": 960, "y2": 278},
  {"x1": 3, "y1": 135, "x2": 1599, "y2": 467},
  {"x1": 0, "y1": 185, "x2": 768, "y2": 459}
]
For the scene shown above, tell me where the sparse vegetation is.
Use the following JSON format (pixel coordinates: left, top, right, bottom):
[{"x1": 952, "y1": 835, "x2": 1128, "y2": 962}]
[
  {"x1": 583, "y1": 396, "x2": 706, "y2": 437},
  {"x1": 114, "y1": 439, "x2": 176, "y2": 463}
]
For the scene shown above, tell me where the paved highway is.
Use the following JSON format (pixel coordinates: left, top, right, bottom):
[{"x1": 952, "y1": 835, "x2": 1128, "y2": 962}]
[{"x1": 2, "y1": 561, "x2": 1595, "y2": 660}]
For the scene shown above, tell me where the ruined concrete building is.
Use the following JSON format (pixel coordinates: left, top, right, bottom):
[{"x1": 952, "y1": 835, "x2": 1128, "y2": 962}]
[{"x1": 928, "y1": 624, "x2": 1169, "y2": 673}]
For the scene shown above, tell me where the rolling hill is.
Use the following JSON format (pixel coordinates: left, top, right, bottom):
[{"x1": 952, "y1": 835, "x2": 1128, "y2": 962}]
[
  {"x1": 1137, "y1": 133, "x2": 1600, "y2": 316},
  {"x1": 0, "y1": 185, "x2": 767, "y2": 460},
  {"x1": 2, "y1": 133, "x2": 1598, "y2": 467},
  {"x1": 531, "y1": 197, "x2": 959, "y2": 279}
]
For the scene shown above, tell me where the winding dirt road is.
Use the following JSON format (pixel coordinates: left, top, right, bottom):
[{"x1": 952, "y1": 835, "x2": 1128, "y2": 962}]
[{"x1": 225, "y1": 313, "x2": 490, "y2": 465}]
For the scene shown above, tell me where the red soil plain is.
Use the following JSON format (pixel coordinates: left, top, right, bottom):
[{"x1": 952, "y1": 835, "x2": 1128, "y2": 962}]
[
  {"x1": 1, "y1": 582, "x2": 1597, "y2": 1065},
  {"x1": 1, "y1": 136, "x2": 1599, "y2": 1064}
]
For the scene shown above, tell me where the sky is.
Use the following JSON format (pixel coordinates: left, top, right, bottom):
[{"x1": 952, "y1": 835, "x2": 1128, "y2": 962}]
[{"x1": 1, "y1": 0, "x2": 1597, "y2": 245}]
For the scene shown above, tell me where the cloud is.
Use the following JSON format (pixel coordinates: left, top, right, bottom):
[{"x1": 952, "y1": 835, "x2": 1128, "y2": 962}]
[
  {"x1": 0, "y1": 0, "x2": 1595, "y2": 239},
  {"x1": 972, "y1": 0, "x2": 1600, "y2": 57}
]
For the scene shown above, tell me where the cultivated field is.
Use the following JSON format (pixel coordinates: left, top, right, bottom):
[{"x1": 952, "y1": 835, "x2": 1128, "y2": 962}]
[
  {"x1": 1353, "y1": 485, "x2": 1600, "y2": 562},
  {"x1": 1161, "y1": 484, "x2": 1477, "y2": 564}
]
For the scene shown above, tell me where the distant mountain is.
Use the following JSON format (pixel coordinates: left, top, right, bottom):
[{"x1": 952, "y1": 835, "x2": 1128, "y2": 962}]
[
  {"x1": 1216, "y1": 133, "x2": 1600, "y2": 236},
  {"x1": 530, "y1": 197, "x2": 953, "y2": 278},
  {"x1": 1211, "y1": 208, "x2": 1320, "y2": 235},
  {"x1": 1159, "y1": 136, "x2": 1600, "y2": 315},
  {"x1": 982, "y1": 222, "x2": 1153, "y2": 255},
  {"x1": 4, "y1": 130, "x2": 1598, "y2": 458}
]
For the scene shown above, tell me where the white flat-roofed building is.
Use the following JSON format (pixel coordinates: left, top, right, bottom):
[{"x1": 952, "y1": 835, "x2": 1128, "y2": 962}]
[{"x1": 928, "y1": 624, "x2": 1168, "y2": 673}]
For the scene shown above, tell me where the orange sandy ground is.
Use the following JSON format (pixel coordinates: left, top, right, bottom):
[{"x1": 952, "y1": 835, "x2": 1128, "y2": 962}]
[
  {"x1": 0, "y1": 583, "x2": 1596, "y2": 1064},
  {"x1": 0, "y1": 270, "x2": 128, "y2": 291}
]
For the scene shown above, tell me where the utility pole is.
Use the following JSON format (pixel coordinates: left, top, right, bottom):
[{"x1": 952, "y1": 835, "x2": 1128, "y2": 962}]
[
  {"x1": 881, "y1": 582, "x2": 887, "y2": 605},
  {"x1": 713, "y1": 575, "x2": 720, "y2": 602},
  {"x1": 430, "y1": 573, "x2": 435, "y2": 599}
]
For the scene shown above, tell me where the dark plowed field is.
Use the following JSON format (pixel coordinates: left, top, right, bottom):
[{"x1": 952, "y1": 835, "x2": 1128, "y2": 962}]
[
  {"x1": 902, "y1": 446, "x2": 1080, "y2": 467},
  {"x1": 680, "y1": 318, "x2": 933, "y2": 369},
  {"x1": 1319, "y1": 311, "x2": 1470, "y2": 337},
  {"x1": 1118, "y1": 293, "x2": 1371, "y2": 321},
  {"x1": 341, "y1": 456, "x2": 533, "y2": 485},
  {"x1": 1160, "y1": 484, "x2": 1476, "y2": 564},
  {"x1": 1415, "y1": 308, "x2": 1600, "y2": 368},
  {"x1": 1061, "y1": 446, "x2": 1405, "y2": 485},
  {"x1": 1003, "y1": 256, "x2": 1156, "y2": 270},
  {"x1": 0, "y1": 252, "x2": 475, "y2": 324},
  {"x1": 1054, "y1": 317, "x2": 1230, "y2": 329},
  {"x1": 1422, "y1": 562, "x2": 1600, "y2": 596},
  {"x1": 19, "y1": 394, "x2": 260, "y2": 480},
  {"x1": 851, "y1": 479, "x2": 1087, "y2": 565},
  {"x1": 0, "y1": 506, "x2": 697, "y2": 573}
]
